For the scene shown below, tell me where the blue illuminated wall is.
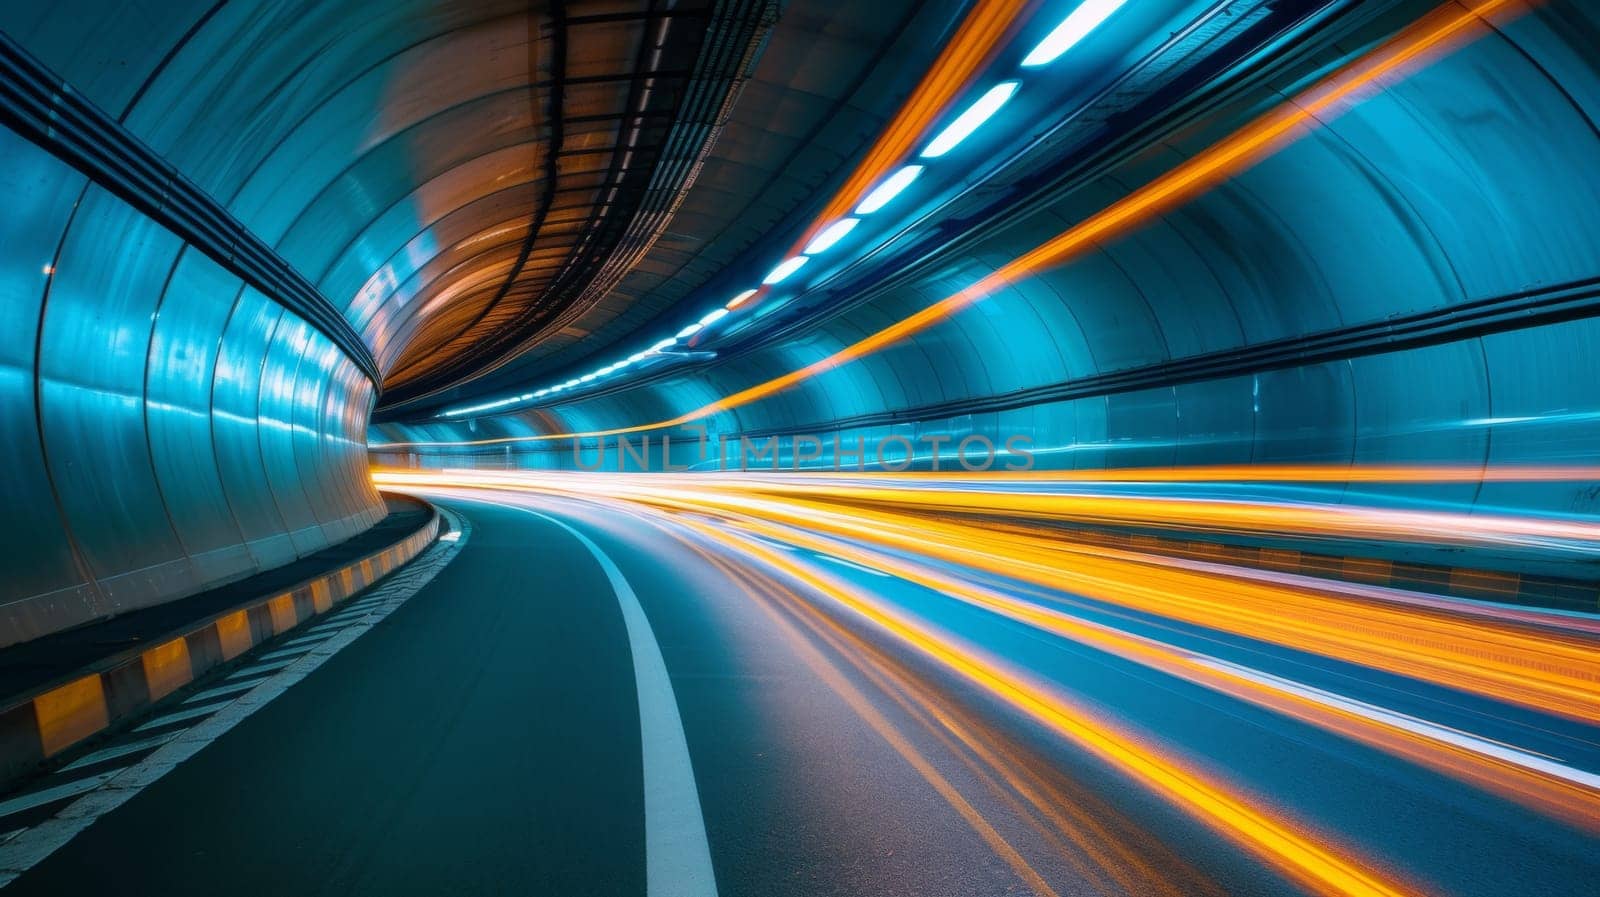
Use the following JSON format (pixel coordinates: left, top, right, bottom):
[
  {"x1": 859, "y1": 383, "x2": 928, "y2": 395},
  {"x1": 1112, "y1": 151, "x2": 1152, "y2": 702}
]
[
  {"x1": 0, "y1": 129, "x2": 382, "y2": 647},
  {"x1": 0, "y1": 0, "x2": 546, "y2": 643}
]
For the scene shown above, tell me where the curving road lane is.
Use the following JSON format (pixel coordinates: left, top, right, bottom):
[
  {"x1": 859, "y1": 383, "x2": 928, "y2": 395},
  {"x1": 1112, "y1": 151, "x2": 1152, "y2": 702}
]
[{"x1": 3, "y1": 482, "x2": 1597, "y2": 896}]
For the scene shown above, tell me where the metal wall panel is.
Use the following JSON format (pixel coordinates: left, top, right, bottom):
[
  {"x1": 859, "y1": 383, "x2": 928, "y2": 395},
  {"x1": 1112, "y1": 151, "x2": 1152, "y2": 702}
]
[
  {"x1": 38, "y1": 187, "x2": 195, "y2": 614},
  {"x1": 0, "y1": 128, "x2": 385, "y2": 646},
  {"x1": 0, "y1": 129, "x2": 94, "y2": 621},
  {"x1": 1475, "y1": 318, "x2": 1600, "y2": 516},
  {"x1": 213, "y1": 291, "x2": 297, "y2": 571},
  {"x1": 256, "y1": 317, "x2": 326, "y2": 557},
  {"x1": 145, "y1": 251, "x2": 253, "y2": 584}
]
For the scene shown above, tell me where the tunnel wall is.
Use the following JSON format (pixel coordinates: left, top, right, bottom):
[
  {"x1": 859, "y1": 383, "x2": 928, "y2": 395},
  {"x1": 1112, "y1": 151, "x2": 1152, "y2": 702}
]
[
  {"x1": 374, "y1": 1, "x2": 1600, "y2": 518},
  {"x1": 0, "y1": 125, "x2": 385, "y2": 649}
]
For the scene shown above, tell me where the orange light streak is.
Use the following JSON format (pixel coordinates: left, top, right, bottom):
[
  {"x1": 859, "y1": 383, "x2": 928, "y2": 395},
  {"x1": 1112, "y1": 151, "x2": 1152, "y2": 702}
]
[
  {"x1": 377, "y1": 469, "x2": 1600, "y2": 725},
  {"x1": 684, "y1": 542, "x2": 1064, "y2": 897},
  {"x1": 783, "y1": 0, "x2": 1035, "y2": 260},
  {"x1": 704, "y1": 512, "x2": 1600, "y2": 833},
  {"x1": 687, "y1": 536, "x2": 1220, "y2": 897},
  {"x1": 684, "y1": 518, "x2": 1426, "y2": 897}
]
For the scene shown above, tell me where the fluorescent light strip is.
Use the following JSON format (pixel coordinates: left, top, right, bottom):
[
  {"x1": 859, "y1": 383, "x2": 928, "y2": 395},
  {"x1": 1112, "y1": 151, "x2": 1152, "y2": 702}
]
[
  {"x1": 762, "y1": 256, "x2": 809, "y2": 285},
  {"x1": 803, "y1": 218, "x2": 860, "y2": 254},
  {"x1": 442, "y1": 9, "x2": 1068, "y2": 419},
  {"x1": 1022, "y1": 0, "x2": 1128, "y2": 68},
  {"x1": 921, "y1": 82, "x2": 1019, "y2": 158},
  {"x1": 855, "y1": 165, "x2": 924, "y2": 214}
]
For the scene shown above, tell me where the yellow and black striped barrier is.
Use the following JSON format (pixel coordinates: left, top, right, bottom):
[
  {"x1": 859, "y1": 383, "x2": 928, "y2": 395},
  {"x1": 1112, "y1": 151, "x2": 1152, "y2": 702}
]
[{"x1": 0, "y1": 505, "x2": 441, "y2": 788}]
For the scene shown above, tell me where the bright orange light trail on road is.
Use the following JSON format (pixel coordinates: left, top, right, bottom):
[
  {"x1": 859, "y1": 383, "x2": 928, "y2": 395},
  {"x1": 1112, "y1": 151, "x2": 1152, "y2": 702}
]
[
  {"x1": 622, "y1": 483, "x2": 1600, "y2": 723},
  {"x1": 697, "y1": 512, "x2": 1600, "y2": 833},
  {"x1": 380, "y1": 470, "x2": 1600, "y2": 770},
  {"x1": 682, "y1": 518, "x2": 1427, "y2": 897}
]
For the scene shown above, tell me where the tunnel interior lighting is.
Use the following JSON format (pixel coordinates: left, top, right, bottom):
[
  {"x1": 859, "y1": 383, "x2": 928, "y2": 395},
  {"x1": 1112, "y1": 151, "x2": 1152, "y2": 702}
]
[
  {"x1": 921, "y1": 82, "x2": 1019, "y2": 158},
  {"x1": 855, "y1": 166, "x2": 924, "y2": 215},
  {"x1": 1022, "y1": 0, "x2": 1129, "y2": 68},
  {"x1": 762, "y1": 256, "x2": 810, "y2": 285},
  {"x1": 429, "y1": 0, "x2": 1119, "y2": 419},
  {"x1": 444, "y1": 399, "x2": 509, "y2": 417},
  {"x1": 803, "y1": 218, "x2": 861, "y2": 255}
]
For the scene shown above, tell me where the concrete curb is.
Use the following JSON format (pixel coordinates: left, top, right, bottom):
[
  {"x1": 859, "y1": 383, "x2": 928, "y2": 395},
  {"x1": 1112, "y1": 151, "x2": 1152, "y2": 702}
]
[
  {"x1": 1060, "y1": 527, "x2": 1600, "y2": 613},
  {"x1": 0, "y1": 504, "x2": 441, "y2": 789}
]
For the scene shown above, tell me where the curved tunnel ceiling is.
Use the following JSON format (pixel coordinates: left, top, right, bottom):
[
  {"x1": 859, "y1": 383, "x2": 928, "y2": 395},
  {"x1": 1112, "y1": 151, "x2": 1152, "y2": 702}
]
[{"x1": 1, "y1": 0, "x2": 990, "y2": 418}]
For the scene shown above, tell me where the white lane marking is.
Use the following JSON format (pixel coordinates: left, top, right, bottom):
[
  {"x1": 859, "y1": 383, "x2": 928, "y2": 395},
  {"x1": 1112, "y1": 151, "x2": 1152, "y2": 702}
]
[
  {"x1": 817, "y1": 554, "x2": 891, "y2": 577},
  {"x1": 225, "y1": 658, "x2": 296, "y2": 680},
  {"x1": 183, "y1": 678, "x2": 260, "y2": 704},
  {"x1": 255, "y1": 647, "x2": 312, "y2": 662},
  {"x1": 1197, "y1": 659, "x2": 1600, "y2": 790},
  {"x1": 275, "y1": 633, "x2": 333, "y2": 649},
  {"x1": 514, "y1": 506, "x2": 719, "y2": 897},
  {"x1": 0, "y1": 775, "x2": 116, "y2": 820},
  {"x1": 132, "y1": 701, "x2": 234, "y2": 733},
  {"x1": 58, "y1": 733, "x2": 179, "y2": 773},
  {"x1": 0, "y1": 510, "x2": 470, "y2": 886}
]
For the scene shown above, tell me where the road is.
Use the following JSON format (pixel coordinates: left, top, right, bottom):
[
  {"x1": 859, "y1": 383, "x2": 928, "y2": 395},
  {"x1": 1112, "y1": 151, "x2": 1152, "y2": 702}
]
[{"x1": 2, "y1": 476, "x2": 1597, "y2": 896}]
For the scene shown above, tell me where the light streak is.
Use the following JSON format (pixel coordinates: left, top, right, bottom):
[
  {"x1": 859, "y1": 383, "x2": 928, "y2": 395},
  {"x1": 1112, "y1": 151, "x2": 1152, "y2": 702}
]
[
  {"x1": 682, "y1": 518, "x2": 1426, "y2": 897},
  {"x1": 684, "y1": 541, "x2": 1064, "y2": 897},
  {"x1": 391, "y1": 461, "x2": 1600, "y2": 897},
  {"x1": 379, "y1": 468, "x2": 1600, "y2": 734},
  {"x1": 684, "y1": 534, "x2": 1219, "y2": 897},
  {"x1": 783, "y1": 0, "x2": 1032, "y2": 260},
  {"x1": 701, "y1": 512, "x2": 1600, "y2": 833}
]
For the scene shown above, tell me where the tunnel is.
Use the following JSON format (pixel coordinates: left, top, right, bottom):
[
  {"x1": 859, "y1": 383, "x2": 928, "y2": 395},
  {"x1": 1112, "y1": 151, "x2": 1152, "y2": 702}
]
[{"x1": 0, "y1": 0, "x2": 1598, "y2": 894}]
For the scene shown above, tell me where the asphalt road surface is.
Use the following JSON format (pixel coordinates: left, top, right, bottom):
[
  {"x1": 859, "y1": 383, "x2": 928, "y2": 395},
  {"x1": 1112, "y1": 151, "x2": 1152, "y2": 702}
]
[{"x1": 4, "y1": 485, "x2": 1597, "y2": 897}]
